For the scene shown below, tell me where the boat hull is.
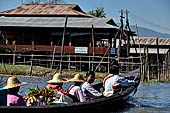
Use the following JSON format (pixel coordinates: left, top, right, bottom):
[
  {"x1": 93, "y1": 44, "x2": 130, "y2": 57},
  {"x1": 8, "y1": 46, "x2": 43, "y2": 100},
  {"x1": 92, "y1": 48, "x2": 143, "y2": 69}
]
[{"x1": 0, "y1": 69, "x2": 141, "y2": 113}]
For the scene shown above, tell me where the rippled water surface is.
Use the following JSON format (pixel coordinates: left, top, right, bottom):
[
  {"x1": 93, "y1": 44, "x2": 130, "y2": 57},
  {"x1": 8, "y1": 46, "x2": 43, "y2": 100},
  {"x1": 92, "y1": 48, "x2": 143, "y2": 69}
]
[{"x1": 1, "y1": 76, "x2": 170, "y2": 113}]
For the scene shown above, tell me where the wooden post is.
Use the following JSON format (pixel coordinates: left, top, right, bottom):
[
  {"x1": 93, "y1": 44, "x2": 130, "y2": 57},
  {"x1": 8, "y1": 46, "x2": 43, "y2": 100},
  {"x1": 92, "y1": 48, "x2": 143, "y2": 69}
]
[
  {"x1": 68, "y1": 54, "x2": 71, "y2": 71},
  {"x1": 167, "y1": 51, "x2": 170, "y2": 80},
  {"x1": 89, "y1": 36, "x2": 92, "y2": 71},
  {"x1": 92, "y1": 24, "x2": 95, "y2": 71},
  {"x1": 157, "y1": 38, "x2": 160, "y2": 81},
  {"x1": 32, "y1": 41, "x2": 34, "y2": 50},
  {"x1": 118, "y1": 10, "x2": 124, "y2": 60},
  {"x1": 51, "y1": 41, "x2": 53, "y2": 46},
  {"x1": 143, "y1": 46, "x2": 146, "y2": 82},
  {"x1": 135, "y1": 24, "x2": 143, "y2": 80},
  {"x1": 80, "y1": 56, "x2": 82, "y2": 71},
  {"x1": 51, "y1": 45, "x2": 56, "y2": 69},
  {"x1": 68, "y1": 33, "x2": 71, "y2": 71},
  {"x1": 146, "y1": 46, "x2": 150, "y2": 81},
  {"x1": 59, "y1": 16, "x2": 68, "y2": 74},
  {"x1": 29, "y1": 54, "x2": 33, "y2": 76},
  {"x1": 13, "y1": 53, "x2": 16, "y2": 65},
  {"x1": 24, "y1": 57, "x2": 26, "y2": 65}
]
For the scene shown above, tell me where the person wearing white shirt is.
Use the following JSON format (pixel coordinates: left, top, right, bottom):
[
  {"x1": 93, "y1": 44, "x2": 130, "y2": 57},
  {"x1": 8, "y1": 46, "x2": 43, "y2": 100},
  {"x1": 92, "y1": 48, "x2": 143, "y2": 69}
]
[
  {"x1": 81, "y1": 71, "x2": 102, "y2": 100},
  {"x1": 103, "y1": 60, "x2": 135, "y2": 96}
]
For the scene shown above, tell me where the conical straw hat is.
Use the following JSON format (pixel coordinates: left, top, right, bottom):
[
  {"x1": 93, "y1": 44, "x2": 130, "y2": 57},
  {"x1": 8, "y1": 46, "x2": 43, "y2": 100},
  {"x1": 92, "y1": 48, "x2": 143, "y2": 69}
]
[
  {"x1": 47, "y1": 73, "x2": 67, "y2": 83},
  {"x1": 3, "y1": 77, "x2": 27, "y2": 89},
  {"x1": 68, "y1": 74, "x2": 85, "y2": 82}
]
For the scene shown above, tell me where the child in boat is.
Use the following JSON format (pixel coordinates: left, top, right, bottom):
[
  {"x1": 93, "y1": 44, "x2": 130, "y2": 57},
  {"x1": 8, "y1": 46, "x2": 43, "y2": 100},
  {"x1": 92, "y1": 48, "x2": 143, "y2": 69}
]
[
  {"x1": 46, "y1": 73, "x2": 73, "y2": 103},
  {"x1": 103, "y1": 60, "x2": 136, "y2": 97},
  {"x1": 81, "y1": 71, "x2": 103, "y2": 101},
  {"x1": 68, "y1": 74, "x2": 86, "y2": 102},
  {"x1": 3, "y1": 76, "x2": 27, "y2": 106}
]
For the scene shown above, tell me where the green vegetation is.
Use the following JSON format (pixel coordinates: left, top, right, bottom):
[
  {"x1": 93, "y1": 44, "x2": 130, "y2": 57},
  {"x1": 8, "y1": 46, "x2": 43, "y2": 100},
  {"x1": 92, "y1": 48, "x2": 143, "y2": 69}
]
[
  {"x1": 144, "y1": 80, "x2": 170, "y2": 83},
  {"x1": 0, "y1": 64, "x2": 108, "y2": 79},
  {"x1": 88, "y1": 7, "x2": 106, "y2": 18},
  {"x1": 0, "y1": 64, "x2": 55, "y2": 76},
  {"x1": 27, "y1": 87, "x2": 55, "y2": 105}
]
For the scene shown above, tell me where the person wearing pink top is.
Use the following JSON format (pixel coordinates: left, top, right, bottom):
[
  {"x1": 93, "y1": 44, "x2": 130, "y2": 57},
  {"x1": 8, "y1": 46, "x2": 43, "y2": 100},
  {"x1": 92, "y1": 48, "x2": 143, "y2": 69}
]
[
  {"x1": 7, "y1": 92, "x2": 26, "y2": 106},
  {"x1": 68, "y1": 74, "x2": 86, "y2": 102},
  {"x1": 3, "y1": 77, "x2": 27, "y2": 106}
]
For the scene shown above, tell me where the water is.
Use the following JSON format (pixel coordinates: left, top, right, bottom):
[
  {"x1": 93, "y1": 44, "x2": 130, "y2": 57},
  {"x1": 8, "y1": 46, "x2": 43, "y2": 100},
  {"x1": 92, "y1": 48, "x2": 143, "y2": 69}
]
[{"x1": 1, "y1": 76, "x2": 170, "y2": 113}]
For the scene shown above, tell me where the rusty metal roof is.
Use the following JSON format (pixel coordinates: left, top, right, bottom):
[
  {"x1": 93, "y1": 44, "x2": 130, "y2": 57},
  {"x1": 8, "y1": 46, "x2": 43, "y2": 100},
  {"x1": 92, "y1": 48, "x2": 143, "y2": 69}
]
[
  {"x1": 131, "y1": 37, "x2": 170, "y2": 45},
  {"x1": 0, "y1": 4, "x2": 94, "y2": 17}
]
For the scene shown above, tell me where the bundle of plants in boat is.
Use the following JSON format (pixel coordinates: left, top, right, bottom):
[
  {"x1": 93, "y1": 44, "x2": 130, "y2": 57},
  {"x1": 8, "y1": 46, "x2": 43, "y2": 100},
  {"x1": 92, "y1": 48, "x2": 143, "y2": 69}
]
[{"x1": 26, "y1": 87, "x2": 55, "y2": 106}]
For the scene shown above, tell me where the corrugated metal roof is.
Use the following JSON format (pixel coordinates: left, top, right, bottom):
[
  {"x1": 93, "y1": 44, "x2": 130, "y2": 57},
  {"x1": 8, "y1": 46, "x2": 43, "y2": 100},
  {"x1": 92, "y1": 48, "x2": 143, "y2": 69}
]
[
  {"x1": 0, "y1": 4, "x2": 94, "y2": 17},
  {"x1": 0, "y1": 17, "x2": 118, "y2": 29},
  {"x1": 131, "y1": 37, "x2": 170, "y2": 45}
]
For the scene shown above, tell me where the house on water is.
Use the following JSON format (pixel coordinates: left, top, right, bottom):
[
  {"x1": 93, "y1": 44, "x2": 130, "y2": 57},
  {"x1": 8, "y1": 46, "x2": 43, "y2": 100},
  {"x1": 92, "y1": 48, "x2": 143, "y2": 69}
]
[{"x1": 0, "y1": 4, "x2": 135, "y2": 72}]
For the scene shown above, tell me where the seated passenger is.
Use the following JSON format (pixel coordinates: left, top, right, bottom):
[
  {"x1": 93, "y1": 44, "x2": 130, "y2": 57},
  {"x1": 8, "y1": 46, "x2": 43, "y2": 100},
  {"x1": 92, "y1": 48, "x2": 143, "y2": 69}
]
[
  {"x1": 46, "y1": 73, "x2": 73, "y2": 103},
  {"x1": 3, "y1": 76, "x2": 27, "y2": 106},
  {"x1": 103, "y1": 60, "x2": 135, "y2": 97},
  {"x1": 68, "y1": 74, "x2": 86, "y2": 102},
  {"x1": 81, "y1": 71, "x2": 102, "y2": 101}
]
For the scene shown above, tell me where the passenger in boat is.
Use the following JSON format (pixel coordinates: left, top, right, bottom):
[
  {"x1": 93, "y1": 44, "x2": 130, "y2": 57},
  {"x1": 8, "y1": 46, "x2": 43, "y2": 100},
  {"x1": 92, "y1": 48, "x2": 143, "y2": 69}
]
[
  {"x1": 68, "y1": 74, "x2": 86, "y2": 102},
  {"x1": 46, "y1": 73, "x2": 74, "y2": 103},
  {"x1": 3, "y1": 76, "x2": 27, "y2": 106},
  {"x1": 103, "y1": 60, "x2": 135, "y2": 97},
  {"x1": 81, "y1": 71, "x2": 103, "y2": 101}
]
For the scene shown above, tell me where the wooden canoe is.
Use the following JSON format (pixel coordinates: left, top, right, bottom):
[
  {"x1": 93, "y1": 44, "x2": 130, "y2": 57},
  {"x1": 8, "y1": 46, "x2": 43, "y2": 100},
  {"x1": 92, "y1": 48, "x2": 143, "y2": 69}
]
[{"x1": 0, "y1": 69, "x2": 141, "y2": 113}]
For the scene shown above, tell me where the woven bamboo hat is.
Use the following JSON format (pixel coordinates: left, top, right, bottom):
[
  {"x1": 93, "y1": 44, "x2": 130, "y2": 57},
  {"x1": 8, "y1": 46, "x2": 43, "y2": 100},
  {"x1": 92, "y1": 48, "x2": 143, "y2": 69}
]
[
  {"x1": 47, "y1": 73, "x2": 67, "y2": 83},
  {"x1": 3, "y1": 77, "x2": 27, "y2": 89},
  {"x1": 68, "y1": 74, "x2": 85, "y2": 82}
]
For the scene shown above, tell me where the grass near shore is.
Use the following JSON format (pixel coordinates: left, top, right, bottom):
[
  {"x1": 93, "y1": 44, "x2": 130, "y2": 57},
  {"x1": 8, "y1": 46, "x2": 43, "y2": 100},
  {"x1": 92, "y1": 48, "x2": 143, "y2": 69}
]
[
  {"x1": 144, "y1": 80, "x2": 170, "y2": 83},
  {"x1": 0, "y1": 64, "x2": 108, "y2": 80}
]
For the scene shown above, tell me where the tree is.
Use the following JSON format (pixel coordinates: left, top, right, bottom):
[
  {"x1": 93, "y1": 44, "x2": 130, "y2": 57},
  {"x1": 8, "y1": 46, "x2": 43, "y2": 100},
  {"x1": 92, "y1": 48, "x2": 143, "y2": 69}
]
[{"x1": 88, "y1": 7, "x2": 106, "y2": 18}]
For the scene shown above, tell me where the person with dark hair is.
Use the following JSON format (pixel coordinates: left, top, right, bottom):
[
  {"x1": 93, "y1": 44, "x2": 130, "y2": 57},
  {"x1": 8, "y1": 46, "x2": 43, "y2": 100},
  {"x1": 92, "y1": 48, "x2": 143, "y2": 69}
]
[
  {"x1": 81, "y1": 71, "x2": 102, "y2": 101},
  {"x1": 103, "y1": 60, "x2": 135, "y2": 97}
]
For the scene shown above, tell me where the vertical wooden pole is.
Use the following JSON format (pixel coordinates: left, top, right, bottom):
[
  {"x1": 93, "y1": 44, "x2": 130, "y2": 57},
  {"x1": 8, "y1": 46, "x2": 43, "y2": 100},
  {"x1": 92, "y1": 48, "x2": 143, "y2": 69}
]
[
  {"x1": 80, "y1": 56, "x2": 82, "y2": 71},
  {"x1": 51, "y1": 45, "x2": 56, "y2": 69},
  {"x1": 29, "y1": 54, "x2": 33, "y2": 76},
  {"x1": 68, "y1": 33, "x2": 71, "y2": 71},
  {"x1": 108, "y1": 51, "x2": 110, "y2": 73},
  {"x1": 24, "y1": 56, "x2": 26, "y2": 65},
  {"x1": 89, "y1": 36, "x2": 92, "y2": 71},
  {"x1": 143, "y1": 46, "x2": 146, "y2": 82},
  {"x1": 59, "y1": 16, "x2": 68, "y2": 74},
  {"x1": 92, "y1": 24, "x2": 95, "y2": 71},
  {"x1": 118, "y1": 10, "x2": 124, "y2": 62},
  {"x1": 135, "y1": 24, "x2": 143, "y2": 79},
  {"x1": 157, "y1": 38, "x2": 160, "y2": 81},
  {"x1": 13, "y1": 53, "x2": 16, "y2": 65},
  {"x1": 146, "y1": 46, "x2": 150, "y2": 81},
  {"x1": 168, "y1": 51, "x2": 170, "y2": 80}
]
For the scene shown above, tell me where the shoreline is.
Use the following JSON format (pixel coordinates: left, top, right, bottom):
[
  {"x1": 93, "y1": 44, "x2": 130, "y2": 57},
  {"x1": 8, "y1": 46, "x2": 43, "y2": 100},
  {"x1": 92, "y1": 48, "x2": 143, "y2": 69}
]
[{"x1": 0, "y1": 64, "x2": 108, "y2": 79}]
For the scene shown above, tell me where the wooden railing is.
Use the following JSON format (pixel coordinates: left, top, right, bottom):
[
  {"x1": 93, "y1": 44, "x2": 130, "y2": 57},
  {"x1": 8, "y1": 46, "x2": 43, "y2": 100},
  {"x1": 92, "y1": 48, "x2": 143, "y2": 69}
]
[{"x1": 0, "y1": 44, "x2": 110, "y2": 55}]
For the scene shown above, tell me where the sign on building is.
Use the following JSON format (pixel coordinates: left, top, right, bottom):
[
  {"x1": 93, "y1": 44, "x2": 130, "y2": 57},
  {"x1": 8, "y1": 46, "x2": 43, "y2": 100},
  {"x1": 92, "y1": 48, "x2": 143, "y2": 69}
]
[{"x1": 75, "y1": 47, "x2": 88, "y2": 54}]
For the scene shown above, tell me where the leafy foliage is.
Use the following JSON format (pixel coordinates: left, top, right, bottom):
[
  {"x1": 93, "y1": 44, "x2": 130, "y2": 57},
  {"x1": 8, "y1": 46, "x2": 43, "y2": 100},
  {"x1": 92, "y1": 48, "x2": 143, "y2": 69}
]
[
  {"x1": 88, "y1": 7, "x2": 106, "y2": 18},
  {"x1": 27, "y1": 87, "x2": 55, "y2": 105}
]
